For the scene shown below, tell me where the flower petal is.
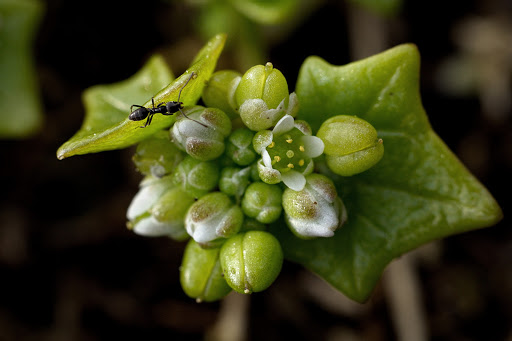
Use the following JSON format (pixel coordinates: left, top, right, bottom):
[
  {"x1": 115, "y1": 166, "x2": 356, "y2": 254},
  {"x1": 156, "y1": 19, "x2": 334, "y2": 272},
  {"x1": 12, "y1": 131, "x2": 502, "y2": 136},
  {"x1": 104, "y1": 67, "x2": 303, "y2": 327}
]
[
  {"x1": 133, "y1": 216, "x2": 188, "y2": 240},
  {"x1": 185, "y1": 216, "x2": 221, "y2": 243},
  {"x1": 281, "y1": 170, "x2": 306, "y2": 191},
  {"x1": 300, "y1": 135, "x2": 324, "y2": 158},
  {"x1": 286, "y1": 92, "x2": 299, "y2": 117},
  {"x1": 302, "y1": 159, "x2": 315, "y2": 176},
  {"x1": 126, "y1": 177, "x2": 172, "y2": 220},
  {"x1": 262, "y1": 150, "x2": 272, "y2": 168},
  {"x1": 253, "y1": 130, "x2": 273, "y2": 154},
  {"x1": 272, "y1": 114, "x2": 294, "y2": 135}
]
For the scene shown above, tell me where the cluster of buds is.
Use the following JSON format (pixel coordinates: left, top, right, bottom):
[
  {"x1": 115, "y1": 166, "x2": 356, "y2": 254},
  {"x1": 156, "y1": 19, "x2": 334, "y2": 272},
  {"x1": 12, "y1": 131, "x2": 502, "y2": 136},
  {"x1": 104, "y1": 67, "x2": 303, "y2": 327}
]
[{"x1": 127, "y1": 62, "x2": 384, "y2": 301}]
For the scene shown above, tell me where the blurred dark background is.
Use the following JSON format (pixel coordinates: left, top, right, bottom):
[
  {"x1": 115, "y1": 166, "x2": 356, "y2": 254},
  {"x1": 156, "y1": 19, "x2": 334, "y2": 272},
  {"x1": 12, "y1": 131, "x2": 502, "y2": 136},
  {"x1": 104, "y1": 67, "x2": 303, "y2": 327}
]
[{"x1": 1, "y1": 0, "x2": 511, "y2": 340}]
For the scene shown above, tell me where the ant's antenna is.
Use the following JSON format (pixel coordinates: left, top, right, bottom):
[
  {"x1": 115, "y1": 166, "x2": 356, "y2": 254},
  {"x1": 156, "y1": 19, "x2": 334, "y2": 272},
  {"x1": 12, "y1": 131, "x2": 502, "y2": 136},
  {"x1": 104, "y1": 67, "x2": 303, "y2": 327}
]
[
  {"x1": 177, "y1": 72, "x2": 195, "y2": 102},
  {"x1": 177, "y1": 72, "x2": 207, "y2": 128}
]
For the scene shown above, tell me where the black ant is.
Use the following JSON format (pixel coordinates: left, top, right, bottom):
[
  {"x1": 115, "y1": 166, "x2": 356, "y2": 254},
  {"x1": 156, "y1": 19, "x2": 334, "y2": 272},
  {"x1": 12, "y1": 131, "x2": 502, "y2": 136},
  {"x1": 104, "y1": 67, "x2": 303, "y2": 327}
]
[{"x1": 129, "y1": 72, "x2": 206, "y2": 128}]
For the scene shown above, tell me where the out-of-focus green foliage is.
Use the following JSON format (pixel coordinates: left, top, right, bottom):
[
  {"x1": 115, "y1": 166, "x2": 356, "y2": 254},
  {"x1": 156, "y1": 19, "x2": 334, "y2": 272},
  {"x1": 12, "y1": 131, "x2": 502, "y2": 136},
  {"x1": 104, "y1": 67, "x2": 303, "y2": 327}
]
[{"x1": 0, "y1": 0, "x2": 44, "y2": 138}]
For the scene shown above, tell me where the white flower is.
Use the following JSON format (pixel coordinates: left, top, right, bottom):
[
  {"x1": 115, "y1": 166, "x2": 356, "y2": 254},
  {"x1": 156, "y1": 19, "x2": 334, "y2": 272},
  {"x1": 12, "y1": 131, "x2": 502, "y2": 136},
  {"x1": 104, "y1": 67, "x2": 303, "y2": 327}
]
[{"x1": 254, "y1": 114, "x2": 324, "y2": 191}]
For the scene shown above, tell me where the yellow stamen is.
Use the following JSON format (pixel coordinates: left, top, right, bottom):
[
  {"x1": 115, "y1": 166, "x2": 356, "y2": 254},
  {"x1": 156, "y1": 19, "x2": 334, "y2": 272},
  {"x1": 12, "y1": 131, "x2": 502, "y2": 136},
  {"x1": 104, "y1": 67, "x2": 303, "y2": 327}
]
[
  {"x1": 298, "y1": 159, "x2": 305, "y2": 166},
  {"x1": 287, "y1": 163, "x2": 294, "y2": 168},
  {"x1": 299, "y1": 145, "x2": 305, "y2": 152},
  {"x1": 286, "y1": 138, "x2": 293, "y2": 143},
  {"x1": 268, "y1": 141, "x2": 275, "y2": 148},
  {"x1": 274, "y1": 155, "x2": 281, "y2": 162}
]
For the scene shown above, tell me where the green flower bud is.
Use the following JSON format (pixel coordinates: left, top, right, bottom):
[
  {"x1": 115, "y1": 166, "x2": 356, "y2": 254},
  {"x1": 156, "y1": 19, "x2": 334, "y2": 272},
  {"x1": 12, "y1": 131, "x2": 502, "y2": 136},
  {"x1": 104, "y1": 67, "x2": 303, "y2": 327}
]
[
  {"x1": 171, "y1": 106, "x2": 232, "y2": 161},
  {"x1": 132, "y1": 130, "x2": 184, "y2": 177},
  {"x1": 127, "y1": 176, "x2": 189, "y2": 240},
  {"x1": 317, "y1": 115, "x2": 384, "y2": 176},
  {"x1": 235, "y1": 62, "x2": 292, "y2": 131},
  {"x1": 173, "y1": 155, "x2": 220, "y2": 199},
  {"x1": 180, "y1": 239, "x2": 232, "y2": 302},
  {"x1": 185, "y1": 192, "x2": 244, "y2": 245},
  {"x1": 241, "y1": 182, "x2": 283, "y2": 224},
  {"x1": 225, "y1": 128, "x2": 257, "y2": 166},
  {"x1": 149, "y1": 187, "x2": 195, "y2": 240},
  {"x1": 220, "y1": 231, "x2": 283, "y2": 294},
  {"x1": 201, "y1": 70, "x2": 241, "y2": 119},
  {"x1": 219, "y1": 166, "x2": 252, "y2": 201},
  {"x1": 282, "y1": 174, "x2": 347, "y2": 238}
]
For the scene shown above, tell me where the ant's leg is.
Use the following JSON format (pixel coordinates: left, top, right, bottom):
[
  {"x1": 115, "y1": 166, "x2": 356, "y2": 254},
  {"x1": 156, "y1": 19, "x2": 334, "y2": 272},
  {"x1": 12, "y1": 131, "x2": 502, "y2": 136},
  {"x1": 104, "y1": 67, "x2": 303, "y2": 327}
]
[
  {"x1": 147, "y1": 113, "x2": 154, "y2": 127},
  {"x1": 141, "y1": 113, "x2": 153, "y2": 128}
]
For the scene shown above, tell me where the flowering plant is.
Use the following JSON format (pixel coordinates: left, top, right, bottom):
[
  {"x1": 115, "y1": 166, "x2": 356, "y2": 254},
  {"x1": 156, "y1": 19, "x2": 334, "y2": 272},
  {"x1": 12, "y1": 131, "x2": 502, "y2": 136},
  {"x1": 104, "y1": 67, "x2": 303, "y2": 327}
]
[{"x1": 57, "y1": 34, "x2": 502, "y2": 302}]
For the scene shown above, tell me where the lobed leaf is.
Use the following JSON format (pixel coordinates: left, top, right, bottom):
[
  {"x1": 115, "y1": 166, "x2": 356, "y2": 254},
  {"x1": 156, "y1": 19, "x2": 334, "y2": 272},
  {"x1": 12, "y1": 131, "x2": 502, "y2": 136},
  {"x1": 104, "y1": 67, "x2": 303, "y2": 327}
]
[
  {"x1": 280, "y1": 44, "x2": 503, "y2": 302},
  {"x1": 57, "y1": 34, "x2": 227, "y2": 159}
]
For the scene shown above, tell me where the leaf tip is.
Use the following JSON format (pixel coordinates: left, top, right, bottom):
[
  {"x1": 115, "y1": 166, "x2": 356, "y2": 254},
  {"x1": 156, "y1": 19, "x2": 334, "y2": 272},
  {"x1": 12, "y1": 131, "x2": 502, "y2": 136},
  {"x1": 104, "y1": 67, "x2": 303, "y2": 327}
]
[{"x1": 56, "y1": 146, "x2": 68, "y2": 160}]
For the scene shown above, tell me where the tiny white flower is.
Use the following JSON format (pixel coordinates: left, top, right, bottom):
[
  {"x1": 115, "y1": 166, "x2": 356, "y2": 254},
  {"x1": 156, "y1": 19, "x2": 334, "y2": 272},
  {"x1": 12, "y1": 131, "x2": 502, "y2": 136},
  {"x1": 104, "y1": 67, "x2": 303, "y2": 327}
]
[{"x1": 254, "y1": 114, "x2": 324, "y2": 191}]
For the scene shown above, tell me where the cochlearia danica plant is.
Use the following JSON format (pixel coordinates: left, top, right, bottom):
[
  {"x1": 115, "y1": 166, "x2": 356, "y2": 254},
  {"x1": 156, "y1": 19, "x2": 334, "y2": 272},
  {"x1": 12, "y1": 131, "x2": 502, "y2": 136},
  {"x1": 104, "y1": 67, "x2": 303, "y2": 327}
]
[{"x1": 57, "y1": 34, "x2": 502, "y2": 303}]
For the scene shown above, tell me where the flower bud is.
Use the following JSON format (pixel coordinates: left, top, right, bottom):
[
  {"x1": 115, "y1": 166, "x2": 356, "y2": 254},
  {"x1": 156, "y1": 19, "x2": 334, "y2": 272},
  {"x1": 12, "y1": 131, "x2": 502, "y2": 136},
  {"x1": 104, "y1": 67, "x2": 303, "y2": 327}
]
[
  {"x1": 172, "y1": 155, "x2": 220, "y2": 199},
  {"x1": 220, "y1": 231, "x2": 283, "y2": 294},
  {"x1": 201, "y1": 70, "x2": 241, "y2": 119},
  {"x1": 241, "y1": 182, "x2": 283, "y2": 224},
  {"x1": 235, "y1": 62, "x2": 291, "y2": 131},
  {"x1": 132, "y1": 130, "x2": 184, "y2": 177},
  {"x1": 219, "y1": 166, "x2": 251, "y2": 201},
  {"x1": 282, "y1": 174, "x2": 347, "y2": 238},
  {"x1": 180, "y1": 239, "x2": 232, "y2": 302},
  {"x1": 317, "y1": 115, "x2": 384, "y2": 176},
  {"x1": 126, "y1": 176, "x2": 190, "y2": 240},
  {"x1": 225, "y1": 128, "x2": 257, "y2": 166},
  {"x1": 170, "y1": 106, "x2": 232, "y2": 161},
  {"x1": 185, "y1": 192, "x2": 244, "y2": 245},
  {"x1": 148, "y1": 187, "x2": 195, "y2": 240}
]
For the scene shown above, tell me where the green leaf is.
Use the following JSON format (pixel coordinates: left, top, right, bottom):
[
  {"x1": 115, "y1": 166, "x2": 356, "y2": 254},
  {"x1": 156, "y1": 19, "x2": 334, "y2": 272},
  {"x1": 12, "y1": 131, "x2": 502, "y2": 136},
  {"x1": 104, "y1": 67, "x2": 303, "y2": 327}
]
[
  {"x1": 57, "y1": 34, "x2": 227, "y2": 159},
  {"x1": 0, "y1": 0, "x2": 44, "y2": 138},
  {"x1": 279, "y1": 44, "x2": 503, "y2": 302}
]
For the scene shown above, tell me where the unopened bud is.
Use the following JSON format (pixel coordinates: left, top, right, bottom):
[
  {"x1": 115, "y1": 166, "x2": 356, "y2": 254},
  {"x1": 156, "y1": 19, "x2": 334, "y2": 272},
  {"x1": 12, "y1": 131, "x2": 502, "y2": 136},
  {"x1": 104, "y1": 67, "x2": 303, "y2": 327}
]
[
  {"x1": 201, "y1": 70, "x2": 241, "y2": 118},
  {"x1": 317, "y1": 115, "x2": 384, "y2": 176},
  {"x1": 185, "y1": 192, "x2": 244, "y2": 245},
  {"x1": 171, "y1": 106, "x2": 232, "y2": 161},
  {"x1": 282, "y1": 174, "x2": 347, "y2": 238},
  {"x1": 220, "y1": 231, "x2": 283, "y2": 294},
  {"x1": 132, "y1": 131, "x2": 184, "y2": 177},
  {"x1": 235, "y1": 63, "x2": 291, "y2": 131},
  {"x1": 173, "y1": 155, "x2": 220, "y2": 199},
  {"x1": 241, "y1": 182, "x2": 283, "y2": 224},
  {"x1": 180, "y1": 239, "x2": 232, "y2": 302}
]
